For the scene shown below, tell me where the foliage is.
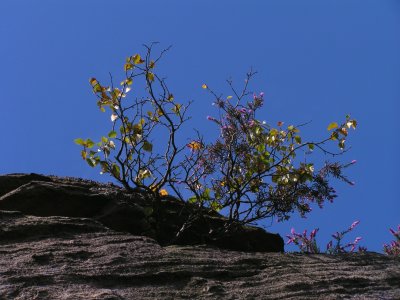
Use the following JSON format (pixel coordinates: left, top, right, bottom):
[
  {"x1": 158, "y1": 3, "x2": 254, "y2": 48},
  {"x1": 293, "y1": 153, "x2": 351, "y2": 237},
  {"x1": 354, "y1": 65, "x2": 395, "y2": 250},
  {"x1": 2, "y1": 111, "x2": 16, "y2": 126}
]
[
  {"x1": 75, "y1": 44, "x2": 190, "y2": 195},
  {"x1": 286, "y1": 221, "x2": 367, "y2": 254},
  {"x1": 76, "y1": 45, "x2": 358, "y2": 236},
  {"x1": 383, "y1": 225, "x2": 400, "y2": 256},
  {"x1": 175, "y1": 71, "x2": 357, "y2": 230}
]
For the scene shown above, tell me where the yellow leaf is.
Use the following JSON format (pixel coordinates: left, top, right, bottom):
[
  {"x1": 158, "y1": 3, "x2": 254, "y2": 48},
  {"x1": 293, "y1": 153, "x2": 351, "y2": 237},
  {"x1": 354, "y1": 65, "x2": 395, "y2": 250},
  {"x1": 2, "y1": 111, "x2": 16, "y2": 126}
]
[
  {"x1": 187, "y1": 141, "x2": 202, "y2": 151},
  {"x1": 124, "y1": 63, "x2": 133, "y2": 71},
  {"x1": 147, "y1": 72, "x2": 155, "y2": 82},
  {"x1": 149, "y1": 60, "x2": 155, "y2": 68},
  {"x1": 227, "y1": 96, "x2": 233, "y2": 99},
  {"x1": 133, "y1": 54, "x2": 142, "y2": 64},
  {"x1": 126, "y1": 78, "x2": 133, "y2": 85},
  {"x1": 202, "y1": 84, "x2": 207, "y2": 89},
  {"x1": 327, "y1": 122, "x2": 339, "y2": 131},
  {"x1": 159, "y1": 189, "x2": 168, "y2": 196},
  {"x1": 89, "y1": 78, "x2": 97, "y2": 86}
]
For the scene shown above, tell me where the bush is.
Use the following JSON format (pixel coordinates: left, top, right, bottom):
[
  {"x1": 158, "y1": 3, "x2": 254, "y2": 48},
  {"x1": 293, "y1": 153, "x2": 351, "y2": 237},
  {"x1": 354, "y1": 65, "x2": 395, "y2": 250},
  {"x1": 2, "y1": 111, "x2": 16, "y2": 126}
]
[{"x1": 76, "y1": 45, "x2": 357, "y2": 235}]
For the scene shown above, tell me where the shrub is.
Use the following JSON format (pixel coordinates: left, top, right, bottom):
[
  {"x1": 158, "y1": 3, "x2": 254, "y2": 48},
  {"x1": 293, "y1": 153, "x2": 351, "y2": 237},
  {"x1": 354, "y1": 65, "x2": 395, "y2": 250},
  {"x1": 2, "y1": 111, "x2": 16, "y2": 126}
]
[{"x1": 76, "y1": 45, "x2": 357, "y2": 236}]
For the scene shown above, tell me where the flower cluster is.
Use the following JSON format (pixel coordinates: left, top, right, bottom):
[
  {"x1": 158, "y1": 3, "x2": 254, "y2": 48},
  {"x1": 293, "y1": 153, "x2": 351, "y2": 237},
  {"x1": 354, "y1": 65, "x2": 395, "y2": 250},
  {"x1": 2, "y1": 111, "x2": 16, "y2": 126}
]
[
  {"x1": 287, "y1": 221, "x2": 366, "y2": 254},
  {"x1": 383, "y1": 225, "x2": 400, "y2": 256}
]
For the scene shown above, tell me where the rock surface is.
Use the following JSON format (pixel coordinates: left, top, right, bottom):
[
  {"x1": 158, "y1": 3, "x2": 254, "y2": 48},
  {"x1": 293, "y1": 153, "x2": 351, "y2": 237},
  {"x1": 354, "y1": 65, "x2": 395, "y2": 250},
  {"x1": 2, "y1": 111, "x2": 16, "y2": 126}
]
[
  {"x1": 0, "y1": 210, "x2": 399, "y2": 299},
  {"x1": 0, "y1": 173, "x2": 399, "y2": 299},
  {"x1": 0, "y1": 173, "x2": 283, "y2": 252}
]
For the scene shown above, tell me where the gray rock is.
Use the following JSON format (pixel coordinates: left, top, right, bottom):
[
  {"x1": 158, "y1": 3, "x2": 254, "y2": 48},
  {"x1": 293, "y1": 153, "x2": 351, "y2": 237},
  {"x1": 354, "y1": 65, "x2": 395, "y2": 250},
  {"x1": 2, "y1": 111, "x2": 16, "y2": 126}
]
[
  {"x1": 0, "y1": 210, "x2": 399, "y2": 299},
  {"x1": 0, "y1": 173, "x2": 284, "y2": 252}
]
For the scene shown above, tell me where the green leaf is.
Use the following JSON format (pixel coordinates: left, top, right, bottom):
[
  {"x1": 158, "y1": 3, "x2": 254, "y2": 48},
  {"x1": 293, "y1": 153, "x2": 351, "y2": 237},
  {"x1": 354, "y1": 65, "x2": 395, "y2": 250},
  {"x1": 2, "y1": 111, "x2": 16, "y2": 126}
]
[
  {"x1": 294, "y1": 136, "x2": 302, "y2": 144},
  {"x1": 74, "y1": 138, "x2": 85, "y2": 146},
  {"x1": 143, "y1": 140, "x2": 153, "y2": 152},
  {"x1": 86, "y1": 139, "x2": 95, "y2": 148},
  {"x1": 108, "y1": 130, "x2": 117, "y2": 138},
  {"x1": 327, "y1": 122, "x2": 339, "y2": 131},
  {"x1": 111, "y1": 164, "x2": 121, "y2": 179},
  {"x1": 126, "y1": 78, "x2": 133, "y2": 85},
  {"x1": 308, "y1": 143, "x2": 314, "y2": 151},
  {"x1": 101, "y1": 136, "x2": 108, "y2": 143},
  {"x1": 86, "y1": 158, "x2": 96, "y2": 167},
  {"x1": 188, "y1": 196, "x2": 198, "y2": 203}
]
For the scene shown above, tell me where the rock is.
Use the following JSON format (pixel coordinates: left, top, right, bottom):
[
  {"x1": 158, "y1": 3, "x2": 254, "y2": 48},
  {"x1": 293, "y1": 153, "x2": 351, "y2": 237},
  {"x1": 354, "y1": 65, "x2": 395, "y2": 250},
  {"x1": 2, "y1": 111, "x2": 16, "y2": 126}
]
[
  {"x1": 0, "y1": 173, "x2": 284, "y2": 252},
  {"x1": 0, "y1": 210, "x2": 399, "y2": 299}
]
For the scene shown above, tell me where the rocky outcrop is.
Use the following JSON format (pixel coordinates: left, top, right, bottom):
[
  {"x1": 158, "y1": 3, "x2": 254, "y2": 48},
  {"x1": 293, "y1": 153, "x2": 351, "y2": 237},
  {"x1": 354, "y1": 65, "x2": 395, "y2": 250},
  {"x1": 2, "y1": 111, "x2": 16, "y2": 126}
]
[
  {"x1": 0, "y1": 210, "x2": 399, "y2": 299},
  {"x1": 0, "y1": 173, "x2": 284, "y2": 252},
  {"x1": 0, "y1": 173, "x2": 399, "y2": 299}
]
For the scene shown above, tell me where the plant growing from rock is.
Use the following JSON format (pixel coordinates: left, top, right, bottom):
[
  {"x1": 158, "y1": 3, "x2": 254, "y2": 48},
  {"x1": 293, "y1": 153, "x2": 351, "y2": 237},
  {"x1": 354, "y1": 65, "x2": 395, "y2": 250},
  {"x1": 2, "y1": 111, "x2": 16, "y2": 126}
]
[
  {"x1": 383, "y1": 225, "x2": 400, "y2": 256},
  {"x1": 75, "y1": 44, "x2": 190, "y2": 195},
  {"x1": 175, "y1": 72, "x2": 357, "y2": 232},
  {"x1": 76, "y1": 46, "x2": 358, "y2": 239},
  {"x1": 286, "y1": 221, "x2": 366, "y2": 254}
]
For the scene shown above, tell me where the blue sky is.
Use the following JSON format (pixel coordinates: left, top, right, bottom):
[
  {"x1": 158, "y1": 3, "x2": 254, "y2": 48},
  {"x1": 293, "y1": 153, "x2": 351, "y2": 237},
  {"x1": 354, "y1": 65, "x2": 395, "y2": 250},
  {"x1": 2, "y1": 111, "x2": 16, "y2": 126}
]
[{"x1": 1, "y1": 1, "x2": 399, "y2": 252}]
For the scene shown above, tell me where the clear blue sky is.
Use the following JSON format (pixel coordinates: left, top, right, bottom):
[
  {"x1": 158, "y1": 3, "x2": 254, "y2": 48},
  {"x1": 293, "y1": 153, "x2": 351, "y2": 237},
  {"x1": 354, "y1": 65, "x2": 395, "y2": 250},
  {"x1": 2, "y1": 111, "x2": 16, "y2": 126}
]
[{"x1": 1, "y1": 1, "x2": 399, "y2": 252}]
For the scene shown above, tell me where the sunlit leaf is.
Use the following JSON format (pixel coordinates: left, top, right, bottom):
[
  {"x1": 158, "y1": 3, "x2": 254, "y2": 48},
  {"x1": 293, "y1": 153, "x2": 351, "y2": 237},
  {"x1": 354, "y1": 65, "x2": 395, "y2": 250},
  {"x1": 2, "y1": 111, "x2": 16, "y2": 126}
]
[
  {"x1": 187, "y1": 140, "x2": 202, "y2": 151},
  {"x1": 133, "y1": 54, "x2": 143, "y2": 64},
  {"x1": 74, "y1": 138, "x2": 85, "y2": 146},
  {"x1": 202, "y1": 84, "x2": 207, "y2": 89},
  {"x1": 111, "y1": 163, "x2": 121, "y2": 179},
  {"x1": 124, "y1": 63, "x2": 133, "y2": 71},
  {"x1": 159, "y1": 189, "x2": 168, "y2": 196},
  {"x1": 80, "y1": 150, "x2": 87, "y2": 160},
  {"x1": 172, "y1": 103, "x2": 181, "y2": 115},
  {"x1": 167, "y1": 94, "x2": 174, "y2": 101},
  {"x1": 149, "y1": 60, "x2": 155, "y2": 68},
  {"x1": 227, "y1": 96, "x2": 232, "y2": 99},
  {"x1": 294, "y1": 136, "x2": 302, "y2": 144},
  {"x1": 111, "y1": 114, "x2": 118, "y2": 122},
  {"x1": 89, "y1": 78, "x2": 97, "y2": 86},
  {"x1": 126, "y1": 78, "x2": 133, "y2": 85},
  {"x1": 108, "y1": 130, "x2": 117, "y2": 138},
  {"x1": 86, "y1": 139, "x2": 95, "y2": 148},
  {"x1": 146, "y1": 72, "x2": 155, "y2": 82},
  {"x1": 327, "y1": 122, "x2": 339, "y2": 131},
  {"x1": 308, "y1": 143, "x2": 314, "y2": 151}
]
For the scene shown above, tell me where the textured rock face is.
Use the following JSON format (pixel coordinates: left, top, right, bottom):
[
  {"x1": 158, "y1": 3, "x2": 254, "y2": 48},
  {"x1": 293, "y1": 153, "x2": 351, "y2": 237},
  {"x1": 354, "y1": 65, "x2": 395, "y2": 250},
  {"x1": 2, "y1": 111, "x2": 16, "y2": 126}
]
[
  {"x1": 0, "y1": 210, "x2": 399, "y2": 299},
  {"x1": 0, "y1": 173, "x2": 284, "y2": 252}
]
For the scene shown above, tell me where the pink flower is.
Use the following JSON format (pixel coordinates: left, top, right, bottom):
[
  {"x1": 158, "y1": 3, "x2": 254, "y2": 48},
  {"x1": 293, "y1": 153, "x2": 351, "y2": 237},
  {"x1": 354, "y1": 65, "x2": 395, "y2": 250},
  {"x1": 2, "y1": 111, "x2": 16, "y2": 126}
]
[
  {"x1": 350, "y1": 220, "x2": 360, "y2": 230},
  {"x1": 351, "y1": 160, "x2": 357, "y2": 164}
]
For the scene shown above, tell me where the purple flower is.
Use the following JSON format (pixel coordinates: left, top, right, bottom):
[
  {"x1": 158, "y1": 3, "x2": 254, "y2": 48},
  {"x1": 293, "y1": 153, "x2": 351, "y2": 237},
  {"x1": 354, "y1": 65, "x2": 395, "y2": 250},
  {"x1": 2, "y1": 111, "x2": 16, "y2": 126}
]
[
  {"x1": 351, "y1": 160, "x2": 357, "y2": 164},
  {"x1": 259, "y1": 92, "x2": 264, "y2": 97},
  {"x1": 326, "y1": 240, "x2": 333, "y2": 250},
  {"x1": 207, "y1": 116, "x2": 215, "y2": 121},
  {"x1": 310, "y1": 228, "x2": 318, "y2": 239},
  {"x1": 350, "y1": 220, "x2": 360, "y2": 230}
]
